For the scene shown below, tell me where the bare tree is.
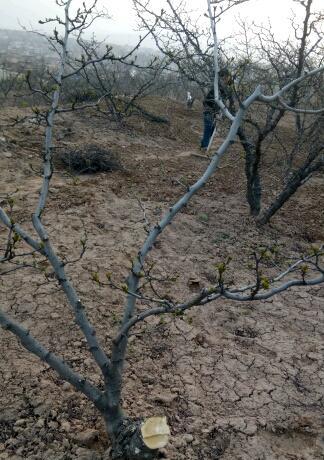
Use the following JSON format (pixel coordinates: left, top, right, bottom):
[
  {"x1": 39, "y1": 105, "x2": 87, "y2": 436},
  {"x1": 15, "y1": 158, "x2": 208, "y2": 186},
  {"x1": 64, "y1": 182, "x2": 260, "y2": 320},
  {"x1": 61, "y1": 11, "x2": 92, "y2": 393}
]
[
  {"x1": 133, "y1": 0, "x2": 215, "y2": 93},
  {"x1": 133, "y1": 0, "x2": 323, "y2": 222},
  {"x1": 0, "y1": 1, "x2": 324, "y2": 459},
  {"x1": 8, "y1": 2, "x2": 168, "y2": 127},
  {"x1": 0, "y1": 64, "x2": 25, "y2": 104},
  {"x1": 239, "y1": 0, "x2": 324, "y2": 220},
  {"x1": 58, "y1": 29, "x2": 172, "y2": 124}
]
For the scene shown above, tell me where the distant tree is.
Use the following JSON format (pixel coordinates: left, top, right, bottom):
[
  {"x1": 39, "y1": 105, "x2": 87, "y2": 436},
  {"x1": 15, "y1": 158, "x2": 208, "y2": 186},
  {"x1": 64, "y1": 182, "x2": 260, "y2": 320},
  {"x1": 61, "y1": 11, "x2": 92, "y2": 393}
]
[
  {"x1": 0, "y1": 63, "x2": 24, "y2": 104},
  {"x1": 233, "y1": 0, "x2": 324, "y2": 221},
  {"x1": 0, "y1": 1, "x2": 324, "y2": 459},
  {"x1": 133, "y1": 0, "x2": 324, "y2": 223},
  {"x1": 59, "y1": 35, "x2": 171, "y2": 123}
]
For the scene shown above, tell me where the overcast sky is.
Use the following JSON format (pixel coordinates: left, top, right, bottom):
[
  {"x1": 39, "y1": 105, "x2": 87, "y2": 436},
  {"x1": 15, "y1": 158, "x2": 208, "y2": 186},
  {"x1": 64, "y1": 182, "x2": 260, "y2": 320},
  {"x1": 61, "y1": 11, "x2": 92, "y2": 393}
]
[{"x1": 0, "y1": 0, "x2": 322, "y2": 45}]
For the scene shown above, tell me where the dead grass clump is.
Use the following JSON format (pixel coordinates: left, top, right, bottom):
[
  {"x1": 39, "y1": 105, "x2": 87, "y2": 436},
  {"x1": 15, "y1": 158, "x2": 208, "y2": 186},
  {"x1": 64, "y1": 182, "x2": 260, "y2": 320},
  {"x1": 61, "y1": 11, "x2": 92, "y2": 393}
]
[{"x1": 57, "y1": 145, "x2": 121, "y2": 174}]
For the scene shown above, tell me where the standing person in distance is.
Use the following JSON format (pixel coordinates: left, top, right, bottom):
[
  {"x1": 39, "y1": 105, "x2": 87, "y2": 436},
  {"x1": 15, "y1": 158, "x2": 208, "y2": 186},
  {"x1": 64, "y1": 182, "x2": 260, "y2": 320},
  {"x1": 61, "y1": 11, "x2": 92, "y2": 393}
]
[{"x1": 200, "y1": 68, "x2": 232, "y2": 151}]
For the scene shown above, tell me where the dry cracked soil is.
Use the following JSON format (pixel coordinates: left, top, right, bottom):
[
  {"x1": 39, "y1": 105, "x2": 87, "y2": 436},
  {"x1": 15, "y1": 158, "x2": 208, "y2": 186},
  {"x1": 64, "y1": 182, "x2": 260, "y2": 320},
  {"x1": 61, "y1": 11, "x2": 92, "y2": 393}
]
[{"x1": 0, "y1": 98, "x2": 323, "y2": 459}]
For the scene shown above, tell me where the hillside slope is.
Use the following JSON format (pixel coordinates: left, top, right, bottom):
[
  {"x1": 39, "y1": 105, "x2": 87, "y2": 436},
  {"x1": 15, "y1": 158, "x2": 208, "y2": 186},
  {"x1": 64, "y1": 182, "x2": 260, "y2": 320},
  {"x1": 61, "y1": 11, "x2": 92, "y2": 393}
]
[{"x1": 0, "y1": 100, "x2": 323, "y2": 459}]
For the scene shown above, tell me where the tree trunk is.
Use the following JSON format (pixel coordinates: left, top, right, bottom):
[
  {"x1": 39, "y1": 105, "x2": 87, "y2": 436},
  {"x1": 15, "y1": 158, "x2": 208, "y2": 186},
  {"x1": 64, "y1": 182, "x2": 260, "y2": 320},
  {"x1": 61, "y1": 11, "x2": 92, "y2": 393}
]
[
  {"x1": 257, "y1": 175, "x2": 302, "y2": 225},
  {"x1": 245, "y1": 154, "x2": 262, "y2": 216},
  {"x1": 295, "y1": 113, "x2": 302, "y2": 134},
  {"x1": 238, "y1": 128, "x2": 262, "y2": 216},
  {"x1": 257, "y1": 159, "x2": 323, "y2": 225},
  {"x1": 108, "y1": 418, "x2": 160, "y2": 460}
]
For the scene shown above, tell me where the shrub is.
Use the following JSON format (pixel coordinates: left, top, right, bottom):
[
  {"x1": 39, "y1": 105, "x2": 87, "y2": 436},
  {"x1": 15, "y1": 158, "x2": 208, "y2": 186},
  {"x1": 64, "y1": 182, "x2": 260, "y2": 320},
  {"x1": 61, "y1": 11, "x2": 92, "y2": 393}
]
[{"x1": 57, "y1": 144, "x2": 121, "y2": 174}]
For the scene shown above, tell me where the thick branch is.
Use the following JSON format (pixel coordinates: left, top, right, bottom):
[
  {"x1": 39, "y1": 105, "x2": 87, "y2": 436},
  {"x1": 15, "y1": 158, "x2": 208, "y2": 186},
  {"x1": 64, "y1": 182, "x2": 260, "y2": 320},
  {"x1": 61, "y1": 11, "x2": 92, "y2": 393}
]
[
  {"x1": 0, "y1": 308, "x2": 106, "y2": 410},
  {"x1": 258, "y1": 66, "x2": 324, "y2": 103}
]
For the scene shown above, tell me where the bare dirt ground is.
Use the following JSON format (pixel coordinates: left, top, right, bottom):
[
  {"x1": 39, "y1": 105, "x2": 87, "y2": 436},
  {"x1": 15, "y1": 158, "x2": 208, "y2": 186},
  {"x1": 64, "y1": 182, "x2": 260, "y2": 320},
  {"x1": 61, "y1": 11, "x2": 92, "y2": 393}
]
[{"x1": 0, "y1": 99, "x2": 323, "y2": 459}]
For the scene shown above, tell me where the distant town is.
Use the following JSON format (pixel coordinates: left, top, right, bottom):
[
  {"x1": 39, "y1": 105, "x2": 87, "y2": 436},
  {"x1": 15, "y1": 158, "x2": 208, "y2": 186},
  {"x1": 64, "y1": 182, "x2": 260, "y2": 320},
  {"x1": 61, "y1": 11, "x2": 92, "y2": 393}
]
[
  {"x1": 0, "y1": 28, "x2": 156, "y2": 80},
  {"x1": 0, "y1": 29, "x2": 60, "y2": 73}
]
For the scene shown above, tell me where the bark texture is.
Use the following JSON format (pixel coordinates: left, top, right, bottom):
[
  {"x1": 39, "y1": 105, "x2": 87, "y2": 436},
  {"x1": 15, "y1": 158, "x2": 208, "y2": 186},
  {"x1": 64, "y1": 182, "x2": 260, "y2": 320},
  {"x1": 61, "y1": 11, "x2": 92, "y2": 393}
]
[
  {"x1": 237, "y1": 128, "x2": 262, "y2": 216},
  {"x1": 110, "y1": 418, "x2": 159, "y2": 460}
]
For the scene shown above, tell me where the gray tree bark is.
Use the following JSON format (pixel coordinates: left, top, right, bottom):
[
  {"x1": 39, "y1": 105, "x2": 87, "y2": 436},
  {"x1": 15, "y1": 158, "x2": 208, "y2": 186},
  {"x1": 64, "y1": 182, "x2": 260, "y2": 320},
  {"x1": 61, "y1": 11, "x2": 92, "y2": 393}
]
[{"x1": 108, "y1": 418, "x2": 159, "y2": 460}]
